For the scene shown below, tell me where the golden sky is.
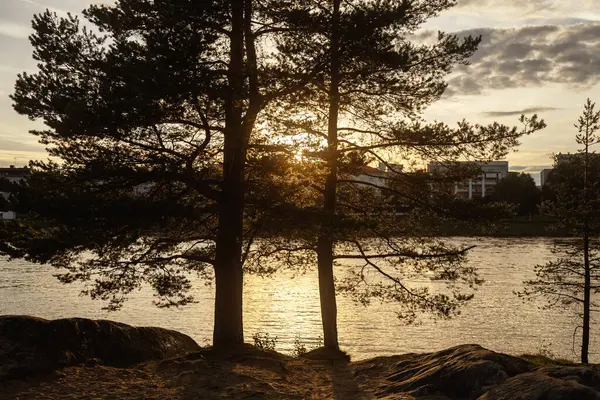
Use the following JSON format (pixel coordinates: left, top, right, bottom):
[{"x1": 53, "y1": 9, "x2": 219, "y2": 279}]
[{"x1": 1, "y1": 0, "x2": 600, "y2": 183}]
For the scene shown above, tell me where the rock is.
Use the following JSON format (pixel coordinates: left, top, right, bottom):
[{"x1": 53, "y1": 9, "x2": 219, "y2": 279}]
[
  {"x1": 301, "y1": 347, "x2": 351, "y2": 362},
  {"x1": 0, "y1": 315, "x2": 201, "y2": 381},
  {"x1": 478, "y1": 365, "x2": 600, "y2": 399},
  {"x1": 6, "y1": 337, "x2": 600, "y2": 399},
  {"x1": 375, "y1": 344, "x2": 532, "y2": 400}
]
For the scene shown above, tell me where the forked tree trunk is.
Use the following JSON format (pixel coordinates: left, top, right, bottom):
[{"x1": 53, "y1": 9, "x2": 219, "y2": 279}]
[
  {"x1": 317, "y1": 0, "x2": 341, "y2": 351},
  {"x1": 213, "y1": 0, "x2": 246, "y2": 348}
]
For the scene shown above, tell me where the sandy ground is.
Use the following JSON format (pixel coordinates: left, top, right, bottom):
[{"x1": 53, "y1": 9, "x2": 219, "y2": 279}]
[
  {"x1": 1, "y1": 349, "x2": 390, "y2": 400},
  {"x1": 4, "y1": 345, "x2": 592, "y2": 400},
  {"x1": 2, "y1": 365, "x2": 180, "y2": 399}
]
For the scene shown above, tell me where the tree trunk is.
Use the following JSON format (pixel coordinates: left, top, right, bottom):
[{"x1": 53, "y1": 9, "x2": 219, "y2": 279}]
[
  {"x1": 213, "y1": 0, "x2": 245, "y2": 348},
  {"x1": 317, "y1": 235, "x2": 339, "y2": 349},
  {"x1": 581, "y1": 127, "x2": 591, "y2": 364},
  {"x1": 582, "y1": 230, "x2": 591, "y2": 364},
  {"x1": 316, "y1": 0, "x2": 341, "y2": 351},
  {"x1": 214, "y1": 204, "x2": 244, "y2": 347}
]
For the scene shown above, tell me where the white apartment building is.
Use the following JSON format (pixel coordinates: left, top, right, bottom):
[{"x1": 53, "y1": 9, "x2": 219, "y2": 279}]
[{"x1": 427, "y1": 161, "x2": 509, "y2": 199}]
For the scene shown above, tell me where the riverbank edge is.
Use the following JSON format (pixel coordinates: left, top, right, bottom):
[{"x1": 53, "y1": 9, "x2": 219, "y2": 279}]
[{"x1": 2, "y1": 316, "x2": 599, "y2": 399}]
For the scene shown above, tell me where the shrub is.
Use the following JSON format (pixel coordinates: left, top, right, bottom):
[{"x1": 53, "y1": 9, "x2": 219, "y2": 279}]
[
  {"x1": 292, "y1": 335, "x2": 323, "y2": 357},
  {"x1": 252, "y1": 332, "x2": 277, "y2": 351}
]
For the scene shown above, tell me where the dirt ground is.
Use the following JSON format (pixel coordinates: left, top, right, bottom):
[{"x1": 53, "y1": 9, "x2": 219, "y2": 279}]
[
  {"x1": 4, "y1": 344, "x2": 597, "y2": 400},
  {"x1": 1, "y1": 348, "x2": 388, "y2": 400}
]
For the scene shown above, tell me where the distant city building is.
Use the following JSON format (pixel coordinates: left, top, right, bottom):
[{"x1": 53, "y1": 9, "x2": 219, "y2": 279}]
[
  {"x1": 539, "y1": 153, "x2": 600, "y2": 186},
  {"x1": 0, "y1": 165, "x2": 30, "y2": 219},
  {"x1": 350, "y1": 163, "x2": 388, "y2": 189},
  {"x1": 0, "y1": 211, "x2": 16, "y2": 220},
  {"x1": 346, "y1": 162, "x2": 393, "y2": 195},
  {"x1": 540, "y1": 168, "x2": 553, "y2": 186},
  {"x1": 343, "y1": 162, "x2": 403, "y2": 196},
  {"x1": 0, "y1": 165, "x2": 29, "y2": 184},
  {"x1": 427, "y1": 161, "x2": 509, "y2": 199},
  {"x1": 0, "y1": 166, "x2": 29, "y2": 200}
]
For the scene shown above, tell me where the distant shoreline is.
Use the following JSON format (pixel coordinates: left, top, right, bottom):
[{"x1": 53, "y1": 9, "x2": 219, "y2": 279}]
[{"x1": 437, "y1": 217, "x2": 572, "y2": 237}]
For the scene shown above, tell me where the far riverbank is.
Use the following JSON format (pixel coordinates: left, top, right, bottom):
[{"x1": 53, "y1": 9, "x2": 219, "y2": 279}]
[{"x1": 437, "y1": 216, "x2": 570, "y2": 237}]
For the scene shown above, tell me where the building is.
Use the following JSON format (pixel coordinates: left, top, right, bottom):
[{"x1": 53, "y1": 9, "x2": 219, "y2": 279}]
[
  {"x1": 350, "y1": 162, "x2": 400, "y2": 185},
  {"x1": 345, "y1": 162, "x2": 404, "y2": 196},
  {"x1": 350, "y1": 163, "x2": 388, "y2": 189},
  {"x1": 0, "y1": 211, "x2": 16, "y2": 220},
  {"x1": 539, "y1": 153, "x2": 600, "y2": 187},
  {"x1": 427, "y1": 161, "x2": 509, "y2": 199},
  {"x1": 540, "y1": 168, "x2": 553, "y2": 186},
  {"x1": 0, "y1": 165, "x2": 30, "y2": 200},
  {"x1": 537, "y1": 152, "x2": 600, "y2": 187},
  {"x1": 0, "y1": 166, "x2": 30, "y2": 219},
  {"x1": 0, "y1": 165, "x2": 29, "y2": 184}
]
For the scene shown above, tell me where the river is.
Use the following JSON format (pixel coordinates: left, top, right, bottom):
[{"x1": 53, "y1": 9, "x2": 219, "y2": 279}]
[{"x1": 0, "y1": 237, "x2": 595, "y2": 361}]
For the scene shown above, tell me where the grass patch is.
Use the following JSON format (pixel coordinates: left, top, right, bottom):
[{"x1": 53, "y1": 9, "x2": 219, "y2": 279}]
[{"x1": 520, "y1": 353, "x2": 576, "y2": 366}]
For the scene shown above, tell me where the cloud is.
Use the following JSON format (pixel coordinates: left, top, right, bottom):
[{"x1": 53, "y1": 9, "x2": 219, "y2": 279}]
[
  {"x1": 0, "y1": 137, "x2": 44, "y2": 152},
  {"x1": 13, "y1": 0, "x2": 68, "y2": 14},
  {"x1": 510, "y1": 165, "x2": 553, "y2": 172},
  {"x1": 481, "y1": 107, "x2": 561, "y2": 117},
  {"x1": 0, "y1": 21, "x2": 31, "y2": 39},
  {"x1": 520, "y1": 17, "x2": 596, "y2": 26},
  {"x1": 456, "y1": 0, "x2": 557, "y2": 14},
  {"x1": 440, "y1": 22, "x2": 600, "y2": 96},
  {"x1": 15, "y1": 0, "x2": 52, "y2": 7},
  {"x1": 453, "y1": 0, "x2": 600, "y2": 18}
]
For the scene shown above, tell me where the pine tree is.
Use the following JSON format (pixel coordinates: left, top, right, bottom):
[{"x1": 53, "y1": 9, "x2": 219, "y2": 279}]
[
  {"x1": 3, "y1": 0, "x2": 321, "y2": 348},
  {"x1": 255, "y1": 0, "x2": 546, "y2": 351},
  {"x1": 519, "y1": 99, "x2": 600, "y2": 363}
]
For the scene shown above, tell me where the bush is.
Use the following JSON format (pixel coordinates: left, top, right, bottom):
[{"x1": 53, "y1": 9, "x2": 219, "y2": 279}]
[
  {"x1": 292, "y1": 335, "x2": 323, "y2": 357},
  {"x1": 252, "y1": 332, "x2": 277, "y2": 351},
  {"x1": 292, "y1": 336, "x2": 307, "y2": 357}
]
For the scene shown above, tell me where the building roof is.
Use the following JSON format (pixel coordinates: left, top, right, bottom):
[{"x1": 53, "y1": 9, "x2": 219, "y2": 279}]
[
  {"x1": 356, "y1": 165, "x2": 386, "y2": 175},
  {"x1": 427, "y1": 161, "x2": 508, "y2": 173},
  {"x1": 0, "y1": 166, "x2": 30, "y2": 178}
]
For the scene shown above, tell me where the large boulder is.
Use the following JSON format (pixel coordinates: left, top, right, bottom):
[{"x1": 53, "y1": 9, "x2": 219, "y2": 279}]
[
  {"x1": 0, "y1": 315, "x2": 201, "y2": 381},
  {"x1": 375, "y1": 344, "x2": 532, "y2": 400},
  {"x1": 478, "y1": 365, "x2": 600, "y2": 400}
]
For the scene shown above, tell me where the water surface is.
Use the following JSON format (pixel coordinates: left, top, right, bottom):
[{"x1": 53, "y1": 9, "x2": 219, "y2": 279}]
[{"x1": 0, "y1": 237, "x2": 593, "y2": 361}]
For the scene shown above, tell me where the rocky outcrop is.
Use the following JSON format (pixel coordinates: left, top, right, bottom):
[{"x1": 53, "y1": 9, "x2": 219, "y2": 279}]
[
  {"x1": 356, "y1": 344, "x2": 600, "y2": 400},
  {"x1": 479, "y1": 365, "x2": 600, "y2": 400},
  {"x1": 5, "y1": 328, "x2": 600, "y2": 399},
  {"x1": 0, "y1": 315, "x2": 201, "y2": 381},
  {"x1": 365, "y1": 344, "x2": 532, "y2": 400}
]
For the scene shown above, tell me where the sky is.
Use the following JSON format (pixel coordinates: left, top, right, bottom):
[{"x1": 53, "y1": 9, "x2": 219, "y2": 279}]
[{"x1": 0, "y1": 1, "x2": 599, "y2": 183}]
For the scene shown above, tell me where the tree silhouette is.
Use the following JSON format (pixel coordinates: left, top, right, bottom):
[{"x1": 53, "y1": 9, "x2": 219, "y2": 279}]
[
  {"x1": 491, "y1": 172, "x2": 541, "y2": 217},
  {"x1": 3, "y1": 0, "x2": 324, "y2": 348},
  {"x1": 252, "y1": 0, "x2": 546, "y2": 351},
  {"x1": 518, "y1": 99, "x2": 600, "y2": 363}
]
